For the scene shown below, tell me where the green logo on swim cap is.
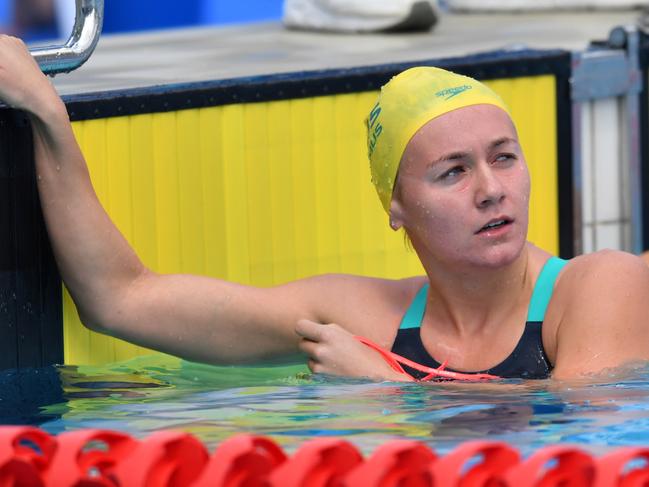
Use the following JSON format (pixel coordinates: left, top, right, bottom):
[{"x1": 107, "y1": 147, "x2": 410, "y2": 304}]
[
  {"x1": 435, "y1": 84, "x2": 472, "y2": 101},
  {"x1": 367, "y1": 102, "x2": 383, "y2": 157}
]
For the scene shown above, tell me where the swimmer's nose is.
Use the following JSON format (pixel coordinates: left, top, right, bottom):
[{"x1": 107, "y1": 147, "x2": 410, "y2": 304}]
[{"x1": 474, "y1": 165, "x2": 505, "y2": 208}]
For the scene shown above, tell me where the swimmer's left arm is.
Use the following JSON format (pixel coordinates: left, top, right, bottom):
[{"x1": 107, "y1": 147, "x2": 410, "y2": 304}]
[{"x1": 550, "y1": 250, "x2": 649, "y2": 380}]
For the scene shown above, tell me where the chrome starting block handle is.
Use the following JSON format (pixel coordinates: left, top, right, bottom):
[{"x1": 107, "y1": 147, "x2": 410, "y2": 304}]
[{"x1": 30, "y1": 0, "x2": 103, "y2": 75}]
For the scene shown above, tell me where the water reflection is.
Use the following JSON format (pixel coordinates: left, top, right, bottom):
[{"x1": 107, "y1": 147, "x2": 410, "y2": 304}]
[{"x1": 1, "y1": 356, "x2": 648, "y2": 454}]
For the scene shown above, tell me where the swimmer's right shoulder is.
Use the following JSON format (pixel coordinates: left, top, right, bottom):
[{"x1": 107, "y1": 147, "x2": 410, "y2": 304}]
[
  {"x1": 309, "y1": 273, "x2": 426, "y2": 310},
  {"x1": 286, "y1": 273, "x2": 427, "y2": 339},
  {"x1": 295, "y1": 273, "x2": 425, "y2": 293},
  {"x1": 287, "y1": 273, "x2": 426, "y2": 313}
]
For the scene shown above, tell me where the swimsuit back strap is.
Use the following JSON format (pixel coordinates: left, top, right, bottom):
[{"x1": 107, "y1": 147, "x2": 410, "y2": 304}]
[
  {"x1": 526, "y1": 257, "x2": 568, "y2": 322},
  {"x1": 399, "y1": 283, "x2": 429, "y2": 329}
]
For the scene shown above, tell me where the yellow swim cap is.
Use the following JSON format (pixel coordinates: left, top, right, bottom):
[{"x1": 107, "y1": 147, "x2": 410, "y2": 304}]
[{"x1": 367, "y1": 66, "x2": 511, "y2": 213}]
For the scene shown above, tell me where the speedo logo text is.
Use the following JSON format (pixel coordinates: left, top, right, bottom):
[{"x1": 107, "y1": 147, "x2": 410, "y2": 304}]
[{"x1": 435, "y1": 84, "x2": 472, "y2": 100}]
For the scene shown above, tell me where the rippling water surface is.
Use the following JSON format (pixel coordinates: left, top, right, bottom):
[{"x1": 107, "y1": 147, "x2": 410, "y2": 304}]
[{"x1": 4, "y1": 355, "x2": 649, "y2": 454}]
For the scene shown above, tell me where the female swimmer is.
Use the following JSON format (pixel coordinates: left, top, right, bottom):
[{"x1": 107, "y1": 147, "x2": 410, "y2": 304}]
[{"x1": 1, "y1": 35, "x2": 648, "y2": 381}]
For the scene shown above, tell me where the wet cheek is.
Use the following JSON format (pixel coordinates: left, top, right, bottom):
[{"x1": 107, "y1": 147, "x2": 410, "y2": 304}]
[
  {"x1": 506, "y1": 169, "x2": 531, "y2": 204},
  {"x1": 455, "y1": 179, "x2": 472, "y2": 194},
  {"x1": 518, "y1": 185, "x2": 530, "y2": 205},
  {"x1": 414, "y1": 203, "x2": 461, "y2": 237}
]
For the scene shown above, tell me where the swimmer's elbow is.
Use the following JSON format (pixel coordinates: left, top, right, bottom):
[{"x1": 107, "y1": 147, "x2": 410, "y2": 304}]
[
  {"x1": 76, "y1": 307, "x2": 113, "y2": 335},
  {"x1": 75, "y1": 291, "x2": 135, "y2": 336},
  {"x1": 76, "y1": 269, "x2": 156, "y2": 336}
]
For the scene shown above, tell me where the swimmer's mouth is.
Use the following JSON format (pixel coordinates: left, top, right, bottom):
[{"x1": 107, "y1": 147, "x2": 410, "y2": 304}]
[{"x1": 476, "y1": 217, "x2": 513, "y2": 234}]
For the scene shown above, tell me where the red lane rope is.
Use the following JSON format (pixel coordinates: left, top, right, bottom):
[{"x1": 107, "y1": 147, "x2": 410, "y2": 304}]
[
  {"x1": 354, "y1": 335, "x2": 501, "y2": 382},
  {"x1": 0, "y1": 426, "x2": 643, "y2": 486}
]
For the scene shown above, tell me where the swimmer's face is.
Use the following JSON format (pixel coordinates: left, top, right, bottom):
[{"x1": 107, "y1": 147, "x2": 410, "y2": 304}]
[{"x1": 390, "y1": 104, "x2": 530, "y2": 269}]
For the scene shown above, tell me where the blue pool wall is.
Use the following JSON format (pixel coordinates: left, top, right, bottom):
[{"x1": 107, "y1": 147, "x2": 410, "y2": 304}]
[
  {"x1": 0, "y1": 1, "x2": 10, "y2": 30},
  {"x1": 103, "y1": 0, "x2": 284, "y2": 33},
  {"x1": 2, "y1": 0, "x2": 284, "y2": 41}
]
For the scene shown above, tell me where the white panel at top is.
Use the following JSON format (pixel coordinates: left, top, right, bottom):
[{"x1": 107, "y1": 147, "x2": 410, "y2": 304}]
[
  {"x1": 580, "y1": 102, "x2": 594, "y2": 225},
  {"x1": 447, "y1": 1, "x2": 649, "y2": 9},
  {"x1": 592, "y1": 97, "x2": 622, "y2": 223},
  {"x1": 595, "y1": 222, "x2": 623, "y2": 250},
  {"x1": 582, "y1": 223, "x2": 595, "y2": 253}
]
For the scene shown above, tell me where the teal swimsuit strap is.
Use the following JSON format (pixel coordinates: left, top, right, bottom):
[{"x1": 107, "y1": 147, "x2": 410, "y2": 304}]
[
  {"x1": 399, "y1": 283, "x2": 429, "y2": 330},
  {"x1": 399, "y1": 256, "x2": 568, "y2": 330},
  {"x1": 526, "y1": 256, "x2": 568, "y2": 322}
]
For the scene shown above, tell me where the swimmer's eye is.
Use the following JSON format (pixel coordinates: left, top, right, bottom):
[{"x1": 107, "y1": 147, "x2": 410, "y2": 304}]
[
  {"x1": 438, "y1": 166, "x2": 466, "y2": 181},
  {"x1": 494, "y1": 153, "x2": 517, "y2": 164}
]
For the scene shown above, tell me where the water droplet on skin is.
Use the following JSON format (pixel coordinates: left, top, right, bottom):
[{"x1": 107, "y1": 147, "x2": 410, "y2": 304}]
[{"x1": 56, "y1": 165, "x2": 61, "y2": 171}]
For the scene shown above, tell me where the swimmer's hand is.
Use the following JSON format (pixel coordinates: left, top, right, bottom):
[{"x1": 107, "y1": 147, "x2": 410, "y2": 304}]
[
  {"x1": 0, "y1": 35, "x2": 61, "y2": 116},
  {"x1": 295, "y1": 319, "x2": 410, "y2": 382}
]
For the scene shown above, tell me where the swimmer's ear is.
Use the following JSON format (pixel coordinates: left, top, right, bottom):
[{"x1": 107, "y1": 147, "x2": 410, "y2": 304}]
[{"x1": 389, "y1": 198, "x2": 405, "y2": 231}]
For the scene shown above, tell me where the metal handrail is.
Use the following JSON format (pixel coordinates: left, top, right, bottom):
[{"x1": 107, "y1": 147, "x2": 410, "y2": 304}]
[{"x1": 30, "y1": 0, "x2": 104, "y2": 76}]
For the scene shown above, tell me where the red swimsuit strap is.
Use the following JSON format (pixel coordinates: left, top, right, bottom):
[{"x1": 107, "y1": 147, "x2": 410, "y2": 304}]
[{"x1": 354, "y1": 336, "x2": 501, "y2": 382}]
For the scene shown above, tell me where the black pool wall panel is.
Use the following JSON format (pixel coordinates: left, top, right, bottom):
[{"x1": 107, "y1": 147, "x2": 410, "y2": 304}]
[
  {"x1": 0, "y1": 109, "x2": 63, "y2": 369},
  {"x1": 640, "y1": 33, "x2": 649, "y2": 251}
]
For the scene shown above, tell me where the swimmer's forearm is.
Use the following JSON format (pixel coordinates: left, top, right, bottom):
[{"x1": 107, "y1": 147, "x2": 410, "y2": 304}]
[
  {"x1": 29, "y1": 101, "x2": 147, "y2": 328},
  {"x1": 0, "y1": 36, "x2": 143, "y2": 330}
]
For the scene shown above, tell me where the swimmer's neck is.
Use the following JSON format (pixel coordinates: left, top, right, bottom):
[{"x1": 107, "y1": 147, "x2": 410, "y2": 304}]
[{"x1": 419, "y1": 243, "x2": 537, "y2": 338}]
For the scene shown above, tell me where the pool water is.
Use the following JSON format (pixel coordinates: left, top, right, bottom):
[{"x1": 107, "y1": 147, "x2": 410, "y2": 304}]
[{"x1": 4, "y1": 355, "x2": 649, "y2": 455}]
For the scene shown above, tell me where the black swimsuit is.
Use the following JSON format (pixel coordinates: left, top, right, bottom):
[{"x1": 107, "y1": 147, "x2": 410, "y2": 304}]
[{"x1": 391, "y1": 257, "x2": 568, "y2": 380}]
